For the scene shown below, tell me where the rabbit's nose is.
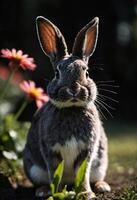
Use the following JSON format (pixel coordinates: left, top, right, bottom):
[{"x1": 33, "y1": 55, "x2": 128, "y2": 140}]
[
  {"x1": 66, "y1": 88, "x2": 80, "y2": 97},
  {"x1": 66, "y1": 82, "x2": 80, "y2": 97}
]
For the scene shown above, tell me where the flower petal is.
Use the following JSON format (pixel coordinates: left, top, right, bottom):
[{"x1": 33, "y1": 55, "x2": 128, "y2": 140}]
[
  {"x1": 19, "y1": 80, "x2": 49, "y2": 107},
  {"x1": 17, "y1": 50, "x2": 23, "y2": 57},
  {"x1": 39, "y1": 94, "x2": 49, "y2": 102},
  {"x1": 36, "y1": 99, "x2": 43, "y2": 109},
  {"x1": 12, "y1": 48, "x2": 17, "y2": 57},
  {"x1": 20, "y1": 81, "x2": 30, "y2": 92},
  {"x1": 29, "y1": 80, "x2": 35, "y2": 88},
  {"x1": 36, "y1": 88, "x2": 44, "y2": 93},
  {"x1": 1, "y1": 49, "x2": 12, "y2": 58},
  {"x1": 1, "y1": 48, "x2": 36, "y2": 71}
]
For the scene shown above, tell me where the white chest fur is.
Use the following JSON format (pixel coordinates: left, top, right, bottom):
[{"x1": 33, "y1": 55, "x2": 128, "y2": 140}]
[{"x1": 52, "y1": 136, "x2": 86, "y2": 171}]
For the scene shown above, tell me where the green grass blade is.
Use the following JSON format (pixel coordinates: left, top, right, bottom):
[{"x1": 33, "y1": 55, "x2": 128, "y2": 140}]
[
  {"x1": 53, "y1": 160, "x2": 64, "y2": 194},
  {"x1": 50, "y1": 183, "x2": 55, "y2": 195},
  {"x1": 53, "y1": 192, "x2": 65, "y2": 199},
  {"x1": 74, "y1": 159, "x2": 87, "y2": 194}
]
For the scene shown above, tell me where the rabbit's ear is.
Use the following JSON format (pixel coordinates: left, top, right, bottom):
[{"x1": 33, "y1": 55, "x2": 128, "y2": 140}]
[
  {"x1": 36, "y1": 16, "x2": 68, "y2": 64},
  {"x1": 72, "y1": 17, "x2": 99, "y2": 63}
]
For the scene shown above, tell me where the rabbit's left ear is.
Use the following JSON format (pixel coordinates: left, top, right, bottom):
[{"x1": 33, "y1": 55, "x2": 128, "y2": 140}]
[
  {"x1": 72, "y1": 17, "x2": 99, "y2": 63},
  {"x1": 36, "y1": 16, "x2": 68, "y2": 64}
]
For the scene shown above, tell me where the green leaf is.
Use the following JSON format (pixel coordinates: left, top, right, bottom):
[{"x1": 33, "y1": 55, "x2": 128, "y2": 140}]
[
  {"x1": 47, "y1": 196, "x2": 54, "y2": 200},
  {"x1": 74, "y1": 159, "x2": 87, "y2": 194},
  {"x1": 62, "y1": 185, "x2": 68, "y2": 195},
  {"x1": 50, "y1": 183, "x2": 55, "y2": 196},
  {"x1": 53, "y1": 192, "x2": 65, "y2": 199},
  {"x1": 52, "y1": 160, "x2": 64, "y2": 194}
]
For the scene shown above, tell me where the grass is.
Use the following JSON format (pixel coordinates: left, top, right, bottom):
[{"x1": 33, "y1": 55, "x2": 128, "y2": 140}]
[
  {"x1": 106, "y1": 122, "x2": 137, "y2": 171},
  {"x1": 109, "y1": 134, "x2": 137, "y2": 171},
  {"x1": 120, "y1": 186, "x2": 137, "y2": 200},
  {"x1": 98, "y1": 122, "x2": 137, "y2": 200}
]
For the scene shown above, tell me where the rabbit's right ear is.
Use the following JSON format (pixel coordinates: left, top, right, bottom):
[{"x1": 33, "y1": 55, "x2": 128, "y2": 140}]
[
  {"x1": 36, "y1": 16, "x2": 68, "y2": 64},
  {"x1": 72, "y1": 17, "x2": 99, "y2": 64}
]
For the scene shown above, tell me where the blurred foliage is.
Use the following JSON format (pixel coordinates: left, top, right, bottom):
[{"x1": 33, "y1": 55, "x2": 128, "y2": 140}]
[
  {"x1": 0, "y1": 114, "x2": 30, "y2": 175},
  {"x1": 0, "y1": 79, "x2": 23, "y2": 117},
  {"x1": 0, "y1": 77, "x2": 30, "y2": 176}
]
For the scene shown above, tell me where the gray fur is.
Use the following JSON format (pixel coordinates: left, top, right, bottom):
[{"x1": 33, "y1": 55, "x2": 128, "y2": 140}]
[{"x1": 23, "y1": 16, "x2": 111, "y2": 198}]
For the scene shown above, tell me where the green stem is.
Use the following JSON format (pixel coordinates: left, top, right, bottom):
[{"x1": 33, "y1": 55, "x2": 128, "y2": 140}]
[
  {"x1": 0, "y1": 67, "x2": 17, "y2": 101},
  {"x1": 14, "y1": 99, "x2": 28, "y2": 121}
]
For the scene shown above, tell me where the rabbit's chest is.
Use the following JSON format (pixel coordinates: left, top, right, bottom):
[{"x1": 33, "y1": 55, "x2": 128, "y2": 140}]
[
  {"x1": 46, "y1": 108, "x2": 96, "y2": 145},
  {"x1": 52, "y1": 136, "x2": 86, "y2": 170}
]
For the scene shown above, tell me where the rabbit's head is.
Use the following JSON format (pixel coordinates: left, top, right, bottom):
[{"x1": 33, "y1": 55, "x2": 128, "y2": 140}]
[{"x1": 36, "y1": 17, "x2": 99, "y2": 108}]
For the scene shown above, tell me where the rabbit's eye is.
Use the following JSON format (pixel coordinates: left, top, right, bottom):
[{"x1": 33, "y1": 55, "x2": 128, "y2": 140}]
[
  {"x1": 82, "y1": 66, "x2": 86, "y2": 70},
  {"x1": 86, "y1": 71, "x2": 89, "y2": 78},
  {"x1": 55, "y1": 69, "x2": 60, "y2": 79}
]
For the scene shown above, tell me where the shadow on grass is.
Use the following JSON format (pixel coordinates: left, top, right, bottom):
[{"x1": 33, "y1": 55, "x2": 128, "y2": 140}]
[{"x1": 0, "y1": 173, "x2": 36, "y2": 200}]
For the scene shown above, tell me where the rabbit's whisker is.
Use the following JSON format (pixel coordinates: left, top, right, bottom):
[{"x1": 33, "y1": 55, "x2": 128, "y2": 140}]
[
  {"x1": 92, "y1": 62, "x2": 104, "y2": 65},
  {"x1": 96, "y1": 80, "x2": 115, "y2": 83},
  {"x1": 97, "y1": 97, "x2": 115, "y2": 110},
  {"x1": 97, "y1": 84, "x2": 119, "y2": 88},
  {"x1": 98, "y1": 88, "x2": 117, "y2": 94},
  {"x1": 94, "y1": 102, "x2": 107, "y2": 120},
  {"x1": 98, "y1": 94, "x2": 118, "y2": 103},
  {"x1": 95, "y1": 102, "x2": 107, "y2": 120},
  {"x1": 44, "y1": 78, "x2": 50, "y2": 83},
  {"x1": 92, "y1": 57, "x2": 104, "y2": 61},
  {"x1": 95, "y1": 100, "x2": 113, "y2": 118}
]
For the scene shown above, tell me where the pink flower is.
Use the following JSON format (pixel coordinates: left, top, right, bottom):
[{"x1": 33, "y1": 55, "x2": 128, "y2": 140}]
[
  {"x1": 20, "y1": 80, "x2": 49, "y2": 109},
  {"x1": 1, "y1": 48, "x2": 36, "y2": 70}
]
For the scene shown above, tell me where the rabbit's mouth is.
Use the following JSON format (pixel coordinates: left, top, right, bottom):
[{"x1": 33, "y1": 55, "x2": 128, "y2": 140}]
[
  {"x1": 70, "y1": 98, "x2": 78, "y2": 103},
  {"x1": 50, "y1": 99, "x2": 87, "y2": 108},
  {"x1": 50, "y1": 97, "x2": 91, "y2": 108}
]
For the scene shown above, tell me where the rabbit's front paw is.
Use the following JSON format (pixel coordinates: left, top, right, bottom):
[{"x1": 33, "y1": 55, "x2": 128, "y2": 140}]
[
  {"x1": 78, "y1": 191, "x2": 96, "y2": 200},
  {"x1": 94, "y1": 181, "x2": 111, "y2": 193},
  {"x1": 35, "y1": 185, "x2": 51, "y2": 198}
]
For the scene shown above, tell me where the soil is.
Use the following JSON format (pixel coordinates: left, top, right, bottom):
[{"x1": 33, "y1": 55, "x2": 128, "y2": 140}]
[{"x1": 0, "y1": 172, "x2": 137, "y2": 200}]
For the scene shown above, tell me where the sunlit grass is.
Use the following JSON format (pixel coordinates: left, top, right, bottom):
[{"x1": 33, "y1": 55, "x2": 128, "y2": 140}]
[
  {"x1": 109, "y1": 136, "x2": 137, "y2": 169},
  {"x1": 106, "y1": 122, "x2": 137, "y2": 173},
  {"x1": 120, "y1": 186, "x2": 137, "y2": 200}
]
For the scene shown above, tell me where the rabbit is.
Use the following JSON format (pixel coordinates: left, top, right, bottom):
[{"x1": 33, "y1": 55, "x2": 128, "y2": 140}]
[{"x1": 23, "y1": 16, "x2": 111, "y2": 199}]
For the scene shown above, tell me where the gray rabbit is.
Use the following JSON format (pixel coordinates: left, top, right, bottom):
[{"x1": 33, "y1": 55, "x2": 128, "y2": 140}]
[{"x1": 23, "y1": 16, "x2": 111, "y2": 199}]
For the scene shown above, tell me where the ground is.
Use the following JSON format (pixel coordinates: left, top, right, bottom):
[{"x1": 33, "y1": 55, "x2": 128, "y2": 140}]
[{"x1": 0, "y1": 122, "x2": 137, "y2": 200}]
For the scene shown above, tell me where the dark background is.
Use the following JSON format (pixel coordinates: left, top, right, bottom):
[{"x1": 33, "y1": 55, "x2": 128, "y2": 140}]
[{"x1": 0, "y1": 0, "x2": 137, "y2": 122}]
